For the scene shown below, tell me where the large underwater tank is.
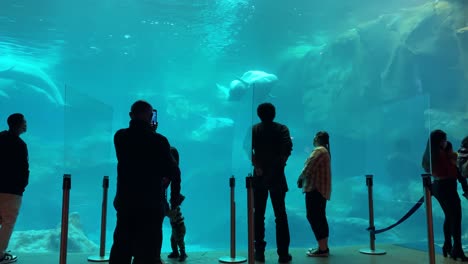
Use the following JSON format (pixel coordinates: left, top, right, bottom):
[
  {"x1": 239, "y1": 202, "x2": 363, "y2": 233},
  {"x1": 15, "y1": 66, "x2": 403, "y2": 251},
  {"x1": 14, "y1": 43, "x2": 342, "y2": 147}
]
[{"x1": 0, "y1": 0, "x2": 467, "y2": 254}]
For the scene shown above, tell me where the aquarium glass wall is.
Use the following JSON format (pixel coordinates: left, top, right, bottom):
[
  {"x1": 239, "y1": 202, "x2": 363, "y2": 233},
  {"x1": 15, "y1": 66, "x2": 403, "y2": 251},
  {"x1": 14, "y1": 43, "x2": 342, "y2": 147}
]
[{"x1": 0, "y1": 0, "x2": 467, "y2": 254}]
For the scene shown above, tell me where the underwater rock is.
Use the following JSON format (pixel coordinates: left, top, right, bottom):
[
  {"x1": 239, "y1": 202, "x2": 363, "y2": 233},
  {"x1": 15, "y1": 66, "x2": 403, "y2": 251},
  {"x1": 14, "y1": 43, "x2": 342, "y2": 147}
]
[
  {"x1": 285, "y1": 0, "x2": 468, "y2": 138},
  {"x1": 424, "y1": 109, "x2": 468, "y2": 140},
  {"x1": 8, "y1": 212, "x2": 98, "y2": 253}
]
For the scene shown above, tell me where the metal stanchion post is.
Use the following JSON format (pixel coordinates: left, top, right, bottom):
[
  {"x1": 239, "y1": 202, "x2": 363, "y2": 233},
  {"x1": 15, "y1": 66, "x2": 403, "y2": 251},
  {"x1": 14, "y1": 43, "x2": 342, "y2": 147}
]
[
  {"x1": 88, "y1": 176, "x2": 110, "y2": 262},
  {"x1": 422, "y1": 173, "x2": 436, "y2": 264},
  {"x1": 219, "y1": 176, "x2": 247, "y2": 263},
  {"x1": 246, "y1": 174, "x2": 255, "y2": 264},
  {"x1": 60, "y1": 174, "x2": 71, "y2": 264},
  {"x1": 360, "y1": 174, "x2": 386, "y2": 255}
]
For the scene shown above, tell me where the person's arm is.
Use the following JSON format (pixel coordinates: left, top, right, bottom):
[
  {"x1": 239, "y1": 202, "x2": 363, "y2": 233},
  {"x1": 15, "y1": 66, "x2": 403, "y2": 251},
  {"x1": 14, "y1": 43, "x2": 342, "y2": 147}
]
[
  {"x1": 297, "y1": 148, "x2": 320, "y2": 188},
  {"x1": 243, "y1": 126, "x2": 253, "y2": 163},
  {"x1": 114, "y1": 130, "x2": 125, "y2": 162},
  {"x1": 457, "y1": 169, "x2": 468, "y2": 199},
  {"x1": 19, "y1": 142, "x2": 29, "y2": 190},
  {"x1": 280, "y1": 125, "x2": 292, "y2": 165},
  {"x1": 250, "y1": 125, "x2": 264, "y2": 176},
  {"x1": 170, "y1": 166, "x2": 182, "y2": 205},
  {"x1": 162, "y1": 141, "x2": 181, "y2": 206}
]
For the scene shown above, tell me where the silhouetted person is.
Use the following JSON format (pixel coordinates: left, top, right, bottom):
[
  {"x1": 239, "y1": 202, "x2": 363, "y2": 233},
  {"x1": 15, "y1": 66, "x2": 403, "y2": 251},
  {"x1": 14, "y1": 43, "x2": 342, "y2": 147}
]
[
  {"x1": 251, "y1": 102, "x2": 292, "y2": 263},
  {"x1": 457, "y1": 136, "x2": 468, "y2": 179},
  {"x1": 109, "y1": 100, "x2": 177, "y2": 264},
  {"x1": 0, "y1": 113, "x2": 29, "y2": 264},
  {"x1": 166, "y1": 147, "x2": 187, "y2": 262},
  {"x1": 297, "y1": 131, "x2": 331, "y2": 257},
  {"x1": 422, "y1": 129, "x2": 468, "y2": 261}
]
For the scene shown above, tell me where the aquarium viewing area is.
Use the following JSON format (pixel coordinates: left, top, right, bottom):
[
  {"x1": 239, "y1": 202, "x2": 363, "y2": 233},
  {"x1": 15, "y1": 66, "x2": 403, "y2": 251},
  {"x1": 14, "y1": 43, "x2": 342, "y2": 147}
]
[{"x1": 0, "y1": 0, "x2": 468, "y2": 263}]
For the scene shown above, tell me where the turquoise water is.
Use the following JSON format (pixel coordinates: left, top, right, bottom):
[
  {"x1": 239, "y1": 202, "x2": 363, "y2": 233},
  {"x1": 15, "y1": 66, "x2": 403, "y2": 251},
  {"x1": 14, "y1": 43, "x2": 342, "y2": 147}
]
[{"x1": 0, "y1": 0, "x2": 467, "y2": 253}]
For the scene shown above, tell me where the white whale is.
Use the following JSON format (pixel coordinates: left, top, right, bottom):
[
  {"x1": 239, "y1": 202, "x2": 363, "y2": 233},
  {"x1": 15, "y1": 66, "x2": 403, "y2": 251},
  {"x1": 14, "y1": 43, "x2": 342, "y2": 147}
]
[
  {"x1": 0, "y1": 63, "x2": 64, "y2": 105},
  {"x1": 191, "y1": 115, "x2": 234, "y2": 141},
  {"x1": 216, "y1": 70, "x2": 278, "y2": 101}
]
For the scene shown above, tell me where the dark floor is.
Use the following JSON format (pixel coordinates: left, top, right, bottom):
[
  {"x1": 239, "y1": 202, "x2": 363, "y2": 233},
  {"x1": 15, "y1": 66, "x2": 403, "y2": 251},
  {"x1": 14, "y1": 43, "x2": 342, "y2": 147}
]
[{"x1": 13, "y1": 244, "x2": 462, "y2": 263}]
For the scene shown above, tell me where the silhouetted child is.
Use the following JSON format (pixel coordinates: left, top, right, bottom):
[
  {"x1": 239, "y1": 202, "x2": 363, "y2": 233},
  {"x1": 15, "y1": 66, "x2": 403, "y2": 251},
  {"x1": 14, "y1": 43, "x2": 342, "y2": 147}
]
[
  {"x1": 166, "y1": 147, "x2": 187, "y2": 262},
  {"x1": 446, "y1": 141, "x2": 468, "y2": 199}
]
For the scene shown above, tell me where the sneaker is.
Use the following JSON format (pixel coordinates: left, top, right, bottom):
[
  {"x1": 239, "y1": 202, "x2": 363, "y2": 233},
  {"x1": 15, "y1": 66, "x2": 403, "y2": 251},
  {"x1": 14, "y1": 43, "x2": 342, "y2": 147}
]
[
  {"x1": 0, "y1": 252, "x2": 17, "y2": 263},
  {"x1": 278, "y1": 254, "x2": 292, "y2": 263},
  {"x1": 307, "y1": 248, "x2": 329, "y2": 257},
  {"x1": 167, "y1": 252, "x2": 179, "y2": 259},
  {"x1": 178, "y1": 252, "x2": 187, "y2": 262}
]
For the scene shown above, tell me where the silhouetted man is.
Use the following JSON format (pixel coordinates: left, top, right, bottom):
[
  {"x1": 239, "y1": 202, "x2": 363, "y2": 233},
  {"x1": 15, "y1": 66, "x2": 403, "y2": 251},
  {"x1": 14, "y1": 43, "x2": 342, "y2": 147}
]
[
  {"x1": 0, "y1": 113, "x2": 29, "y2": 264},
  {"x1": 109, "y1": 100, "x2": 177, "y2": 264},
  {"x1": 251, "y1": 103, "x2": 293, "y2": 263}
]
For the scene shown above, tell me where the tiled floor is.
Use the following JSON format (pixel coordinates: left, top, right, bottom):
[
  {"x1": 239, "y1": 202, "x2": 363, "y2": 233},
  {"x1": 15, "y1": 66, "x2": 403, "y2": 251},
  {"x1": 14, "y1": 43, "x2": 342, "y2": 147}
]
[{"x1": 14, "y1": 244, "x2": 462, "y2": 263}]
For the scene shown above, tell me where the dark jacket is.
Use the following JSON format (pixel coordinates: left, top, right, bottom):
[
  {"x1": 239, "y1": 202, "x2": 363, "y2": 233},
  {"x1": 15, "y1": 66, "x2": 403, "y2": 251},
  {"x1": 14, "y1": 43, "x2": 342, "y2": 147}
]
[
  {"x1": 114, "y1": 119, "x2": 177, "y2": 211},
  {"x1": 0, "y1": 130, "x2": 29, "y2": 196},
  {"x1": 252, "y1": 121, "x2": 292, "y2": 192}
]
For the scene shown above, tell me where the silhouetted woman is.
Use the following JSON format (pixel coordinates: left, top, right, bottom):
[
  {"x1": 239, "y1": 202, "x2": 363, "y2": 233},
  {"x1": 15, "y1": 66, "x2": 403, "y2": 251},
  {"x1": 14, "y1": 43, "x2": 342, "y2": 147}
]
[
  {"x1": 422, "y1": 129, "x2": 467, "y2": 261},
  {"x1": 297, "y1": 131, "x2": 331, "y2": 257}
]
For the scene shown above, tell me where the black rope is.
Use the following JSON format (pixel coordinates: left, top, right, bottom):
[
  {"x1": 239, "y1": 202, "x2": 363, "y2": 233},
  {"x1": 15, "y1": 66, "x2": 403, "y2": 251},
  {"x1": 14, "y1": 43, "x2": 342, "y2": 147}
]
[{"x1": 367, "y1": 196, "x2": 424, "y2": 235}]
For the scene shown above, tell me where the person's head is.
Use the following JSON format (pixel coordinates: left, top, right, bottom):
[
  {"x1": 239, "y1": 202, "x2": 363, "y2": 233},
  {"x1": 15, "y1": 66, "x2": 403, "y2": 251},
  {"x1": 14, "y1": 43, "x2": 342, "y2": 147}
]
[
  {"x1": 314, "y1": 131, "x2": 330, "y2": 148},
  {"x1": 422, "y1": 129, "x2": 447, "y2": 171},
  {"x1": 429, "y1": 129, "x2": 447, "y2": 151},
  {"x1": 129, "y1": 100, "x2": 154, "y2": 124},
  {"x1": 257, "y1": 102, "x2": 275, "y2": 122},
  {"x1": 461, "y1": 136, "x2": 468, "y2": 149},
  {"x1": 7, "y1": 113, "x2": 27, "y2": 135},
  {"x1": 170, "y1": 146, "x2": 179, "y2": 165}
]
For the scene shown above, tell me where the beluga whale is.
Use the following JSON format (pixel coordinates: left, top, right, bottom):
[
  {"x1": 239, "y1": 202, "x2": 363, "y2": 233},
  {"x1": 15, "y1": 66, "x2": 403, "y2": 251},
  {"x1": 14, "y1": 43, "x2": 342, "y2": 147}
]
[
  {"x1": 0, "y1": 63, "x2": 65, "y2": 105},
  {"x1": 216, "y1": 70, "x2": 278, "y2": 102}
]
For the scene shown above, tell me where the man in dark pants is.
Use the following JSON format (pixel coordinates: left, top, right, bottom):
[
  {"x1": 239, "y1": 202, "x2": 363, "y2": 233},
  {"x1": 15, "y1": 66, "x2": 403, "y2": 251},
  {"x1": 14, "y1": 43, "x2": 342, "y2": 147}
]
[
  {"x1": 109, "y1": 100, "x2": 178, "y2": 264},
  {"x1": 0, "y1": 113, "x2": 29, "y2": 264},
  {"x1": 251, "y1": 102, "x2": 293, "y2": 263}
]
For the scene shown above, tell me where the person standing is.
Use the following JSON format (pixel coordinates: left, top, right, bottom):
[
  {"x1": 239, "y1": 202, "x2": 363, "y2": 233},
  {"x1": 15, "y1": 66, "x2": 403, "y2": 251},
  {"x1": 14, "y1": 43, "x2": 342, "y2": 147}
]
[
  {"x1": 422, "y1": 129, "x2": 467, "y2": 261},
  {"x1": 297, "y1": 131, "x2": 332, "y2": 257},
  {"x1": 0, "y1": 113, "x2": 29, "y2": 264},
  {"x1": 165, "y1": 146, "x2": 187, "y2": 262},
  {"x1": 109, "y1": 100, "x2": 177, "y2": 264},
  {"x1": 251, "y1": 102, "x2": 293, "y2": 263}
]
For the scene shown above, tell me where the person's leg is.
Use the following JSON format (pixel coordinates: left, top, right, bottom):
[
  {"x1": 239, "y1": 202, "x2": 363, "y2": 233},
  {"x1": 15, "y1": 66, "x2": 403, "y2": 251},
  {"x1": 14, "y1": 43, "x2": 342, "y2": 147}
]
[
  {"x1": 168, "y1": 224, "x2": 179, "y2": 258},
  {"x1": 449, "y1": 194, "x2": 462, "y2": 249},
  {"x1": 435, "y1": 179, "x2": 467, "y2": 260},
  {"x1": 432, "y1": 181, "x2": 452, "y2": 254},
  {"x1": 316, "y1": 192, "x2": 329, "y2": 252},
  {"x1": 109, "y1": 211, "x2": 134, "y2": 264},
  {"x1": 306, "y1": 191, "x2": 322, "y2": 242},
  {"x1": 270, "y1": 190, "x2": 291, "y2": 261},
  {"x1": 177, "y1": 224, "x2": 187, "y2": 261},
  {"x1": 315, "y1": 190, "x2": 329, "y2": 249},
  {"x1": 0, "y1": 193, "x2": 21, "y2": 262},
  {"x1": 441, "y1": 180, "x2": 464, "y2": 253},
  {"x1": 306, "y1": 191, "x2": 329, "y2": 257},
  {"x1": 253, "y1": 181, "x2": 268, "y2": 260},
  {"x1": 132, "y1": 210, "x2": 164, "y2": 264}
]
